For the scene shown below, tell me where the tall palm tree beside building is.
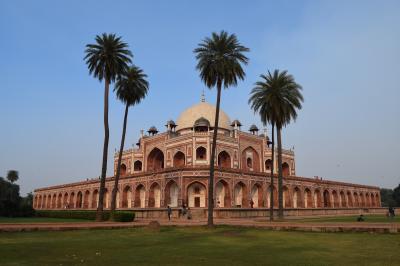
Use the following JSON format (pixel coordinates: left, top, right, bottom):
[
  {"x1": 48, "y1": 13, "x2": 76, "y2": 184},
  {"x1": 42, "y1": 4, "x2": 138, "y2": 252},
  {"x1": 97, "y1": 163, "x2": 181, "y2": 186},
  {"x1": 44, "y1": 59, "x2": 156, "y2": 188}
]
[
  {"x1": 249, "y1": 82, "x2": 276, "y2": 220},
  {"x1": 194, "y1": 31, "x2": 249, "y2": 226},
  {"x1": 249, "y1": 70, "x2": 303, "y2": 219},
  {"x1": 84, "y1": 33, "x2": 132, "y2": 221},
  {"x1": 110, "y1": 65, "x2": 149, "y2": 220}
]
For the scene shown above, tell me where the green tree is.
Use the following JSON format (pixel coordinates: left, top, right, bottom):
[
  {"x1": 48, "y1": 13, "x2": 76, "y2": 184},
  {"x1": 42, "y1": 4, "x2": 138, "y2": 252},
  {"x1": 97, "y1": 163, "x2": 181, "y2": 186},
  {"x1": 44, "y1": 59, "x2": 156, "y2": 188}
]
[
  {"x1": 0, "y1": 177, "x2": 20, "y2": 216},
  {"x1": 110, "y1": 65, "x2": 149, "y2": 220},
  {"x1": 380, "y1": 187, "x2": 399, "y2": 207},
  {"x1": 6, "y1": 170, "x2": 19, "y2": 183},
  {"x1": 194, "y1": 31, "x2": 249, "y2": 226},
  {"x1": 84, "y1": 33, "x2": 132, "y2": 221},
  {"x1": 393, "y1": 184, "x2": 400, "y2": 206},
  {"x1": 250, "y1": 70, "x2": 303, "y2": 219}
]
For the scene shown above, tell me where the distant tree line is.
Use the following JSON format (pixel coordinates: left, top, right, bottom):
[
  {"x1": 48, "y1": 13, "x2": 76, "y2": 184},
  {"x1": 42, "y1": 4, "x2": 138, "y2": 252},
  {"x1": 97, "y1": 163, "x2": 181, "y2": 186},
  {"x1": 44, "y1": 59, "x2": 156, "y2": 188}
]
[
  {"x1": 0, "y1": 170, "x2": 34, "y2": 217},
  {"x1": 380, "y1": 184, "x2": 400, "y2": 207}
]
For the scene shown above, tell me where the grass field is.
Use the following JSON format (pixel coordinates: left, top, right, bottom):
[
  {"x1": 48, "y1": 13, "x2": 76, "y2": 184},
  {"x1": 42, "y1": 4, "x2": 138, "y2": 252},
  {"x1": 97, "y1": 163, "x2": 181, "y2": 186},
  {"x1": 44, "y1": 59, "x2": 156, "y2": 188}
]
[
  {"x1": 0, "y1": 226, "x2": 399, "y2": 266},
  {"x1": 0, "y1": 217, "x2": 90, "y2": 223}
]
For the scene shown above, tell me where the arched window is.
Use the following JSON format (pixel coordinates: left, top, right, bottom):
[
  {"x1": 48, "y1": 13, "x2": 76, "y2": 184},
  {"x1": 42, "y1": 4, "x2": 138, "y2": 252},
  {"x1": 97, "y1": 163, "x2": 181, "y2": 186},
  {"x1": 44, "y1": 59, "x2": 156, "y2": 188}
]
[
  {"x1": 241, "y1": 147, "x2": 260, "y2": 172},
  {"x1": 247, "y1": 158, "x2": 252, "y2": 168},
  {"x1": 120, "y1": 164, "x2": 127, "y2": 176},
  {"x1": 173, "y1": 151, "x2": 185, "y2": 167},
  {"x1": 218, "y1": 151, "x2": 231, "y2": 168},
  {"x1": 196, "y1": 147, "x2": 206, "y2": 160},
  {"x1": 282, "y1": 162, "x2": 290, "y2": 176},
  {"x1": 134, "y1": 161, "x2": 142, "y2": 171},
  {"x1": 265, "y1": 159, "x2": 272, "y2": 171}
]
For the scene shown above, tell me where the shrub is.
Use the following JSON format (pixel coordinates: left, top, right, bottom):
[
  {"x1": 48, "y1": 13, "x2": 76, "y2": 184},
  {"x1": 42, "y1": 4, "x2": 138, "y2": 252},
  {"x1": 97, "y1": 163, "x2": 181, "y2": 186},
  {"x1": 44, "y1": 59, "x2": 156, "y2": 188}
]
[{"x1": 113, "y1": 211, "x2": 135, "y2": 222}]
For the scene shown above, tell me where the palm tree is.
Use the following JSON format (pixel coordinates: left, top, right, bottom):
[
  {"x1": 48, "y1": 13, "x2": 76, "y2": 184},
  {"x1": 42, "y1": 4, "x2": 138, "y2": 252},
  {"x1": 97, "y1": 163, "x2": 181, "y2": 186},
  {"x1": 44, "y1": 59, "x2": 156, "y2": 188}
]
[
  {"x1": 84, "y1": 33, "x2": 132, "y2": 221},
  {"x1": 194, "y1": 31, "x2": 249, "y2": 226},
  {"x1": 250, "y1": 70, "x2": 303, "y2": 219},
  {"x1": 249, "y1": 84, "x2": 276, "y2": 220},
  {"x1": 110, "y1": 65, "x2": 149, "y2": 220},
  {"x1": 6, "y1": 170, "x2": 19, "y2": 183}
]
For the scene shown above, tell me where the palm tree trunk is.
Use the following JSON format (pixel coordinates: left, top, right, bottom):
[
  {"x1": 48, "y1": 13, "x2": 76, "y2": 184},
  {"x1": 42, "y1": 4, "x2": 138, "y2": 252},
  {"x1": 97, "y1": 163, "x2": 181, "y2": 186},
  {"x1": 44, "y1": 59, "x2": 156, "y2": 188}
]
[
  {"x1": 208, "y1": 79, "x2": 222, "y2": 227},
  {"x1": 269, "y1": 123, "x2": 275, "y2": 221},
  {"x1": 110, "y1": 103, "x2": 129, "y2": 221},
  {"x1": 277, "y1": 126, "x2": 284, "y2": 219},
  {"x1": 96, "y1": 78, "x2": 110, "y2": 222}
]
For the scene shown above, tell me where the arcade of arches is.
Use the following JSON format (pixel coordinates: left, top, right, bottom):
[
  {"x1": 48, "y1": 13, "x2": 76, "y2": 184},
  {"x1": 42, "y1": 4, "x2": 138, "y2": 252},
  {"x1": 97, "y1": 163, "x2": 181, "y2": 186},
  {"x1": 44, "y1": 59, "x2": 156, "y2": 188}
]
[{"x1": 33, "y1": 179, "x2": 381, "y2": 210}]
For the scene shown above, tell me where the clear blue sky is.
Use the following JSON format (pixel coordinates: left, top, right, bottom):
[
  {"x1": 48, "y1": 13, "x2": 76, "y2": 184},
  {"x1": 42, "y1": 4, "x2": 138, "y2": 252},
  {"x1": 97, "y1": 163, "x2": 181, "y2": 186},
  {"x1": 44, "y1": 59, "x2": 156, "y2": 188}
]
[{"x1": 1, "y1": 0, "x2": 399, "y2": 195}]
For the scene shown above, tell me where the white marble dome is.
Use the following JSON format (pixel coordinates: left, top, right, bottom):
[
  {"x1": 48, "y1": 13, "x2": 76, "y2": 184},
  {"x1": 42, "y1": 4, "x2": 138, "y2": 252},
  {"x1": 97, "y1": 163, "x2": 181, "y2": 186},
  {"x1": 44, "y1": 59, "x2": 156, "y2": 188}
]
[{"x1": 176, "y1": 101, "x2": 232, "y2": 131}]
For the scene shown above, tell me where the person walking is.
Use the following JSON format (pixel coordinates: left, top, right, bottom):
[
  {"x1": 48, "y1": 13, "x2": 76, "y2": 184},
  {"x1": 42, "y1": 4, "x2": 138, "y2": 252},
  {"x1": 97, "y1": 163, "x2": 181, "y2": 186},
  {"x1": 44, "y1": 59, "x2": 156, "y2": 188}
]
[{"x1": 167, "y1": 205, "x2": 172, "y2": 221}]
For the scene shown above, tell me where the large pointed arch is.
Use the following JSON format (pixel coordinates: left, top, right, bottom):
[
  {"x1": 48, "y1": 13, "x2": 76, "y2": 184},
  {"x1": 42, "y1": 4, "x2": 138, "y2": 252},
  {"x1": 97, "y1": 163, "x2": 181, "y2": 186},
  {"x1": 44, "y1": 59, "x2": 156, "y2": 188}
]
[
  {"x1": 148, "y1": 182, "x2": 161, "y2": 208},
  {"x1": 215, "y1": 179, "x2": 231, "y2": 208},
  {"x1": 147, "y1": 148, "x2": 164, "y2": 171},
  {"x1": 165, "y1": 180, "x2": 179, "y2": 207},
  {"x1": 187, "y1": 181, "x2": 207, "y2": 208}
]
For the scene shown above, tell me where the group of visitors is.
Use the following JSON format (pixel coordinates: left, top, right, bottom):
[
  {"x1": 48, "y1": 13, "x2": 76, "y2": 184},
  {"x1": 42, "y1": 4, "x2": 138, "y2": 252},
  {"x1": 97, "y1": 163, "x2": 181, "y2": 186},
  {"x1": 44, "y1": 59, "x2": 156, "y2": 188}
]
[
  {"x1": 167, "y1": 204, "x2": 192, "y2": 221},
  {"x1": 387, "y1": 207, "x2": 396, "y2": 218}
]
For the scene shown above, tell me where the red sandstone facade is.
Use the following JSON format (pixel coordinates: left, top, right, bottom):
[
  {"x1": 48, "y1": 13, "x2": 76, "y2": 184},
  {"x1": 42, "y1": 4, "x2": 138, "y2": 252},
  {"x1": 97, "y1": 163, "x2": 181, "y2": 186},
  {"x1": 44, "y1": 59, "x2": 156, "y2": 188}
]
[{"x1": 33, "y1": 100, "x2": 381, "y2": 212}]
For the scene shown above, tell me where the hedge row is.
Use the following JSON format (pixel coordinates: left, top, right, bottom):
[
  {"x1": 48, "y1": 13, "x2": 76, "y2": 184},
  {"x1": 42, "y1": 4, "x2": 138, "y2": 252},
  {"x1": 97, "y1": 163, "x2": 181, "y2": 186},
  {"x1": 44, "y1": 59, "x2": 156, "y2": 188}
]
[{"x1": 36, "y1": 210, "x2": 135, "y2": 222}]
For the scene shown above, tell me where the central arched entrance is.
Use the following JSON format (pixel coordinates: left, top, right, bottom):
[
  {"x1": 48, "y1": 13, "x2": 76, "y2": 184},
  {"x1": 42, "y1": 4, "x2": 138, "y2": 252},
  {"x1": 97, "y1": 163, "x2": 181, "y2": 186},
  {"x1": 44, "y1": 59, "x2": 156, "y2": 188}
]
[
  {"x1": 215, "y1": 180, "x2": 231, "y2": 207},
  {"x1": 187, "y1": 182, "x2": 206, "y2": 208}
]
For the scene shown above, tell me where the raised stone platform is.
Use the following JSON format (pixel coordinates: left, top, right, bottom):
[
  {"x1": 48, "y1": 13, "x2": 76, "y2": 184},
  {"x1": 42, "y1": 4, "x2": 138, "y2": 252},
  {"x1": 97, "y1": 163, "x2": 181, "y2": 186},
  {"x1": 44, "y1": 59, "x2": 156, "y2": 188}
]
[{"x1": 133, "y1": 207, "x2": 386, "y2": 219}]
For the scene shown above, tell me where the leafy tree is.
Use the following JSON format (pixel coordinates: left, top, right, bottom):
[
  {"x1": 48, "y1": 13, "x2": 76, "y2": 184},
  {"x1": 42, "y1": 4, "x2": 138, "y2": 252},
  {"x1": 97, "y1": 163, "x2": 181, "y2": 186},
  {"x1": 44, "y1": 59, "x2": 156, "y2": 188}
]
[
  {"x1": 6, "y1": 170, "x2": 18, "y2": 183},
  {"x1": 110, "y1": 65, "x2": 149, "y2": 220},
  {"x1": 381, "y1": 187, "x2": 399, "y2": 207},
  {"x1": 0, "y1": 177, "x2": 20, "y2": 216},
  {"x1": 84, "y1": 33, "x2": 132, "y2": 221},
  {"x1": 194, "y1": 31, "x2": 249, "y2": 226},
  {"x1": 250, "y1": 70, "x2": 303, "y2": 219},
  {"x1": 393, "y1": 184, "x2": 400, "y2": 206}
]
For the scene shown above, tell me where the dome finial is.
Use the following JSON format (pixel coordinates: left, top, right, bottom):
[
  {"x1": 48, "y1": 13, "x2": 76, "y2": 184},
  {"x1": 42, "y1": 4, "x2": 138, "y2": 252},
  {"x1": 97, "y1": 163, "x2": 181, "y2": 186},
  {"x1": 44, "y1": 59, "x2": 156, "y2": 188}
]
[{"x1": 201, "y1": 89, "x2": 205, "y2": 102}]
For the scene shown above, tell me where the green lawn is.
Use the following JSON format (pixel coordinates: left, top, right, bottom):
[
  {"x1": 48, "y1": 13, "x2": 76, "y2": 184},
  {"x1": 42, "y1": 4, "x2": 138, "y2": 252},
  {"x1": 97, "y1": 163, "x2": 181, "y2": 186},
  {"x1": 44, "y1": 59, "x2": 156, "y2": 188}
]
[
  {"x1": 0, "y1": 226, "x2": 399, "y2": 266},
  {"x1": 285, "y1": 214, "x2": 400, "y2": 223},
  {"x1": 0, "y1": 216, "x2": 90, "y2": 223}
]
